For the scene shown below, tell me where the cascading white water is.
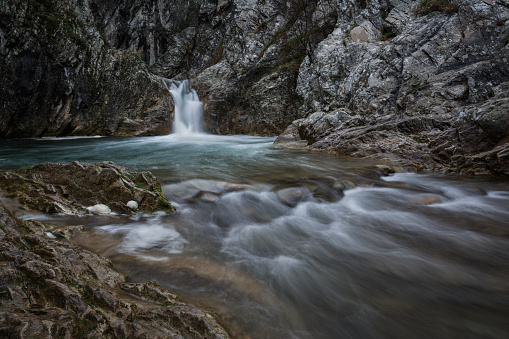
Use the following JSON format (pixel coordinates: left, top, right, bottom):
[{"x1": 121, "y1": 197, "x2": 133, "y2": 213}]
[{"x1": 162, "y1": 78, "x2": 204, "y2": 135}]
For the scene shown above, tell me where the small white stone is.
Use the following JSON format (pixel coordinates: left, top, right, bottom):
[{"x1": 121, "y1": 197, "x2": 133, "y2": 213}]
[
  {"x1": 45, "y1": 232, "x2": 57, "y2": 239},
  {"x1": 87, "y1": 204, "x2": 111, "y2": 214},
  {"x1": 127, "y1": 200, "x2": 138, "y2": 209}
]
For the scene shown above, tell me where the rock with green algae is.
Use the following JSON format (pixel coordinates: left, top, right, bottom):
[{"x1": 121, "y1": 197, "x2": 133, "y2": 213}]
[
  {"x1": 0, "y1": 205, "x2": 229, "y2": 338},
  {"x1": 0, "y1": 161, "x2": 175, "y2": 215}
]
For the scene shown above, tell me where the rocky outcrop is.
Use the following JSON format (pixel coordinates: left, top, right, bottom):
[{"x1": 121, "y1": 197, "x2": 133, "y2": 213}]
[
  {"x1": 275, "y1": 0, "x2": 509, "y2": 176},
  {"x1": 2, "y1": 0, "x2": 326, "y2": 137},
  {"x1": 0, "y1": 205, "x2": 229, "y2": 338},
  {"x1": 0, "y1": 161, "x2": 174, "y2": 215}
]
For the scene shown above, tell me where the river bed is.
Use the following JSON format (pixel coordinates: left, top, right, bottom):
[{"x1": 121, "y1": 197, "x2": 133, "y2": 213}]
[{"x1": 1, "y1": 134, "x2": 509, "y2": 338}]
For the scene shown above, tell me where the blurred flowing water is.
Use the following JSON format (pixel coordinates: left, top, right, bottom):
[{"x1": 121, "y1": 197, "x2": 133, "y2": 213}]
[
  {"x1": 1, "y1": 134, "x2": 509, "y2": 338},
  {"x1": 162, "y1": 78, "x2": 204, "y2": 135}
]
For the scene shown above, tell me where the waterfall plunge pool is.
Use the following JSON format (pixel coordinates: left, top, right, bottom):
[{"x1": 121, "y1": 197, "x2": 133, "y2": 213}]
[{"x1": 1, "y1": 134, "x2": 509, "y2": 339}]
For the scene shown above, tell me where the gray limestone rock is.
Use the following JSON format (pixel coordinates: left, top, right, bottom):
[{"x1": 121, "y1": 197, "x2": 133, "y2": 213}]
[{"x1": 277, "y1": 0, "x2": 509, "y2": 176}]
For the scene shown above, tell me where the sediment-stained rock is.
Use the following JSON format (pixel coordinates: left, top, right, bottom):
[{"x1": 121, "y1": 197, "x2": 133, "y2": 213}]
[{"x1": 0, "y1": 161, "x2": 175, "y2": 215}]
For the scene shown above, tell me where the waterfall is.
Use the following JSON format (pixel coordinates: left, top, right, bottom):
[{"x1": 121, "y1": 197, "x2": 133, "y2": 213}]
[{"x1": 162, "y1": 78, "x2": 204, "y2": 135}]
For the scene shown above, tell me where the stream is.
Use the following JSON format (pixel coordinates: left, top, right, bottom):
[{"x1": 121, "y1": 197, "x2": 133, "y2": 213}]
[{"x1": 1, "y1": 134, "x2": 509, "y2": 338}]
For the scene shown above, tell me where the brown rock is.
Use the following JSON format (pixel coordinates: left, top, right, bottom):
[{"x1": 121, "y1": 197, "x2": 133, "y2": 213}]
[
  {"x1": 0, "y1": 205, "x2": 229, "y2": 338},
  {"x1": 408, "y1": 194, "x2": 443, "y2": 205},
  {"x1": 0, "y1": 161, "x2": 175, "y2": 215}
]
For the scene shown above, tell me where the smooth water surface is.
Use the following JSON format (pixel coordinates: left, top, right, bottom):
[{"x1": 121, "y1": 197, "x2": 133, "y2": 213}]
[{"x1": 1, "y1": 135, "x2": 509, "y2": 339}]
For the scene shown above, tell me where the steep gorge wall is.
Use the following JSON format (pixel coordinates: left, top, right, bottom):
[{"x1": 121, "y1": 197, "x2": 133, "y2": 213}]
[
  {"x1": 0, "y1": 0, "x2": 337, "y2": 138},
  {"x1": 194, "y1": 0, "x2": 338, "y2": 135}
]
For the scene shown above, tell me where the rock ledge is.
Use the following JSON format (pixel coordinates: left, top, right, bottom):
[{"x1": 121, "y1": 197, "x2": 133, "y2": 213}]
[{"x1": 0, "y1": 162, "x2": 175, "y2": 215}]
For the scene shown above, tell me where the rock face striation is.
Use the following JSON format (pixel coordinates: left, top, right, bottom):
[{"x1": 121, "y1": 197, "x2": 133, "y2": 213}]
[
  {"x1": 0, "y1": 0, "x2": 171, "y2": 138},
  {"x1": 0, "y1": 161, "x2": 175, "y2": 215},
  {"x1": 1, "y1": 0, "x2": 509, "y2": 174},
  {"x1": 0, "y1": 205, "x2": 229, "y2": 338}
]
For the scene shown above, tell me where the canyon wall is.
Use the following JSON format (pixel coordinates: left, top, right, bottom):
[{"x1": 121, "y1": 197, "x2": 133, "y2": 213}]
[{"x1": 1, "y1": 0, "x2": 508, "y2": 174}]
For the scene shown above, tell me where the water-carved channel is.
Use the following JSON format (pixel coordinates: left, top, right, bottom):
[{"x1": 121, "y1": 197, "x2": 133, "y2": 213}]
[{"x1": 1, "y1": 134, "x2": 509, "y2": 338}]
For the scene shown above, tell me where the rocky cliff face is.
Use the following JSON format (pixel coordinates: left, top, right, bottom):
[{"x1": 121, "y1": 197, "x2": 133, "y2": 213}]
[
  {"x1": 1, "y1": 0, "x2": 337, "y2": 138},
  {"x1": 275, "y1": 0, "x2": 509, "y2": 175},
  {"x1": 194, "y1": 0, "x2": 338, "y2": 135},
  {"x1": 0, "y1": 0, "x2": 171, "y2": 138}
]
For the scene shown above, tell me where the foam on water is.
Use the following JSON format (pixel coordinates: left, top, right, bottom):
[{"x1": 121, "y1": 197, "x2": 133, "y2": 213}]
[{"x1": 97, "y1": 216, "x2": 187, "y2": 255}]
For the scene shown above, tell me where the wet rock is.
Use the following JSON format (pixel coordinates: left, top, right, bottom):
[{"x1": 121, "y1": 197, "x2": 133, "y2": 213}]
[
  {"x1": 273, "y1": 122, "x2": 309, "y2": 148},
  {"x1": 164, "y1": 179, "x2": 252, "y2": 204},
  {"x1": 84, "y1": 283, "x2": 118, "y2": 312},
  {"x1": 51, "y1": 225, "x2": 85, "y2": 240},
  {"x1": 273, "y1": 176, "x2": 350, "y2": 205},
  {"x1": 0, "y1": 161, "x2": 175, "y2": 215},
  {"x1": 43, "y1": 279, "x2": 87, "y2": 315},
  {"x1": 120, "y1": 281, "x2": 179, "y2": 305},
  {"x1": 276, "y1": 187, "x2": 313, "y2": 207},
  {"x1": 375, "y1": 165, "x2": 396, "y2": 176},
  {"x1": 0, "y1": 205, "x2": 229, "y2": 338}
]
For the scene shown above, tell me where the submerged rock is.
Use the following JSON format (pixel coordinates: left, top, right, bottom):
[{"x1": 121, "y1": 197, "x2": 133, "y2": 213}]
[
  {"x1": 0, "y1": 205, "x2": 229, "y2": 338},
  {"x1": 0, "y1": 161, "x2": 175, "y2": 215},
  {"x1": 408, "y1": 194, "x2": 444, "y2": 205},
  {"x1": 276, "y1": 187, "x2": 313, "y2": 207}
]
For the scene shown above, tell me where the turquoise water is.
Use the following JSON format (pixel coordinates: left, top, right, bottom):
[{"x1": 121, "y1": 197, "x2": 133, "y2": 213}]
[{"x1": 1, "y1": 134, "x2": 509, "y2": 338}]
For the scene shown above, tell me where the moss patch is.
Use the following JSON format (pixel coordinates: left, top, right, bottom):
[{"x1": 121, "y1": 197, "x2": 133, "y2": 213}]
[
  {"x1": 415, "y1": 0, "x2": 459, "y2": 16},
  {"x1": 380, "y1": 26, "x2": 397, "y2": 41}
]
